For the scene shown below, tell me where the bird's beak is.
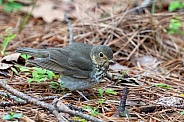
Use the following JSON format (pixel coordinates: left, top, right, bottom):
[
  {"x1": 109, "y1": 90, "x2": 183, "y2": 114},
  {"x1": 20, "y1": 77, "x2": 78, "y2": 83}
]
[{"x1": 109, "y1": 59, "x2": 114, "y2": 63}]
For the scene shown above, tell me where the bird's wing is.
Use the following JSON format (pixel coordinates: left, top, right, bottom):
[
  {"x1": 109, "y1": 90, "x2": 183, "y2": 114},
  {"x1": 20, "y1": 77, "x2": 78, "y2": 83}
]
[
  {"x1": 16, "y1": 47, "x2": 72, "y2": 73},
  {"x1": 68, "y1": 53, "x2": 93, "y2": 71},
  {"x1": 16, "y1": 47, "x2": 92, "y2": 78}
]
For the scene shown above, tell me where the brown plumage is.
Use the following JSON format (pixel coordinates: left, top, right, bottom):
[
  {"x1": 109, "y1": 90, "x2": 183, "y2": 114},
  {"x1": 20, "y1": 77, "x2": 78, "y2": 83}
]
[{"x1": 16, "y1": 42, "x2": 113, "y2": 90}]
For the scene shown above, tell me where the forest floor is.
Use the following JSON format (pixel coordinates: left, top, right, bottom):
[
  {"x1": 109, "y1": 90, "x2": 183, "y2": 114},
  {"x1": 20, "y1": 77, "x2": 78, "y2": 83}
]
[{"x1": 0, "y1": 0, "x2": 184, "y2": 122}]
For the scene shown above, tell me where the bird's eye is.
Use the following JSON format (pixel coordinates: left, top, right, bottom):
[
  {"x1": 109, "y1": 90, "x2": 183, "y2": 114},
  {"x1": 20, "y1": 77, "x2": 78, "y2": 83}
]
[{"x1": 99, "y1": 52, "x2": 104, "y2": 57}]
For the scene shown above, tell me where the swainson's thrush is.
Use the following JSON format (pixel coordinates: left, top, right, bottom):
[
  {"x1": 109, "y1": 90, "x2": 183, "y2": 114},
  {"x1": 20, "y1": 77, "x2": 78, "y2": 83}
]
[{"x1": 16, "y1": 42, "x2": 113, "y2": 90}]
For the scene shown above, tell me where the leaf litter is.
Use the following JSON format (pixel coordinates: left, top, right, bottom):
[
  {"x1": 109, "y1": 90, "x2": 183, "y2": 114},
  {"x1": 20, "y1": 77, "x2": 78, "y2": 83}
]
[{"x1": 0, "y1": 0, "x2": 184, "y2": 121}]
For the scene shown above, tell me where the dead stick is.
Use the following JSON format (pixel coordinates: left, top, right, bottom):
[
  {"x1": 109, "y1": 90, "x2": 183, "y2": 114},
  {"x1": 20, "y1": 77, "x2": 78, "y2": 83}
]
[
  {"x1": 64, "y1": 13, "x2": 73, "y2": 45},
  {"x1": 113, "y1": 87, "x2": 128, "y2": 117},
  {"x1": 0, "y1": 80, "x2": 103, "y2": 122}
]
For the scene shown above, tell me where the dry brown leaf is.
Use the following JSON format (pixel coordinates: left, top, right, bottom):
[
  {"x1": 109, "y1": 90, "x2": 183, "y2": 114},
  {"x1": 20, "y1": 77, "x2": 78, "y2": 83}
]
[
  {"x1": 20, "y1": 0, "x2": 129, "y2": 23},
  {"x1": 0, "y1": 62, "x2": 13, "y2": 70},
  {"x1": 1, "y1": 53, "x2": 21, "y2": 62},
  {"x1": 154, "y1": 96, "x2": 183, "y2": 106},
  {"x1": 21, "y1": 0, "x2": 74, "y2": 23},
  {"x1": 131, "y1": 55, "x2": 159, "y2": 69},
  {"x1": 109, "y1": 63, "x2": 129, "y2": 72}
]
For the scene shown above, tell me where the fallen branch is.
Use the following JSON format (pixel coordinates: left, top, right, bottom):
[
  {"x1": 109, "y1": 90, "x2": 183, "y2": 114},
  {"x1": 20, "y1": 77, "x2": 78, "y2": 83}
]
[
  {"x1": 0, "y1": 91, "x2": 57, "y2": 107},
  {"x1": 0, "y1": 80, "x2": 103, "y2": 122}
]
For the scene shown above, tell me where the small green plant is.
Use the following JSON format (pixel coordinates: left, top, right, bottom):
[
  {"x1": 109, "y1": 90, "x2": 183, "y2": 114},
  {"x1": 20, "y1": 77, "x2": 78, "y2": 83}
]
[
  {"x1": 167, "y1": 0, "x2": 184, "y2": 34},
  {"x1": 105, "y1": 89, "x2": 117, "y2": 95},
  {"x1": 151, "y1": 2, "x2": 155, "y2": 14},
  {"x1": 28, "y1": 67, "x2": 55, "y2": 83},
  {"x1": 168, "y1": 0, "x2": 184, "y2": 12},
  {"x1": 98, "y1": 99, "x2": 105, "y2": 106},
  {"x1": 1, "y1": 27, "x2": 16, "y2": 55},
  {"x1": 13, "y1": 54, "x2": 56, "y2": 83},
  {"x1": 20, "y1": 54, "x2": 32, "y2": 60},
  {"x1": 0, "y1": 0, "x2": 23, "y2": 12},
  {"x1": 50, "y1": 81, "x2": 62, "y2": 90},
  {"x1": 98, "y1": 89, "x2": 104, "y2": 97},
  {"x1": 98, "y1": 88, "x2": 117, "y2": 97},
  {"x1": 3, "y1": 112, "x2": 23, "y2": 120},
  {"x1": 83, "y1": 106, "x2": 99, "y2": 116},
  {"x1": 167, "y1": 17, "x2": 183, "y2": 34},
  {"x1": 117, "y1": 70, "x2": 128, "y2": 82},
  {"x1": 14, "y1": 64, "x2": 31, "y2": 74},
  {"x1": 11, "y1": 67, "x2": 19, "y2": 75}
]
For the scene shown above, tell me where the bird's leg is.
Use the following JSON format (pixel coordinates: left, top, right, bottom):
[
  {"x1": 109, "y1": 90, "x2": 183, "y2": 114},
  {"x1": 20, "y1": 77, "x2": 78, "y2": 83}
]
[{"x1": 76, "y1": 90, "x2": 89, "y2": 101}]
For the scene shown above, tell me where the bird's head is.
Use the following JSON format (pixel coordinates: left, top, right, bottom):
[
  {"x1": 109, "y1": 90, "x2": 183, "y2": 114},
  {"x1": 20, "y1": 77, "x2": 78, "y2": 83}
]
[{"x1": 90, "y1": 45, "x2": 114, "y2": 69}]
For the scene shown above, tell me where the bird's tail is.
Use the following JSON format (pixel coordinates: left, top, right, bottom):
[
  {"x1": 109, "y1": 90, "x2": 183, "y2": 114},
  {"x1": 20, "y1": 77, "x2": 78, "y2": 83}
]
[
  {"x1": 15, "y1": 47, "x2": 70, "y2": 73},
  {"x1": 16, "y1": 47, "x2": 49, "y2": 58}
]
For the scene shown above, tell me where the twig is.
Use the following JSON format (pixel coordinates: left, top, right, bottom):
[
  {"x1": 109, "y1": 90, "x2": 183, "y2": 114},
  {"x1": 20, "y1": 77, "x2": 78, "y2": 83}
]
[
  {"x1": 64, "y1": 13, "x2": 73, "y2": 45},
  {"x1": 113, "y1": 87, "x2": 128, "y2": 117},
  {"x1": 0, "y1": 91, "x2": 57, "y2": 107},
  {"x1": 0, "y1": 80, "x2": 103, "y2": 122},
  {"x1": 53, "y1": 110, "x2": 68, "y2": 122}
]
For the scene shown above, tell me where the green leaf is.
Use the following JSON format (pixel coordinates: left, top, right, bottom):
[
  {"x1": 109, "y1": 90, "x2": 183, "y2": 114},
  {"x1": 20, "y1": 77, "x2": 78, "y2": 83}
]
[
  {"x1": 98, "y1": 99, "x2": 105, "y2": 105},
  {"x1": 11, "y1": 67, "x2": 18, "y2": 75},
  {"x1": 11, "y1": 2, "x2": 22, "y2": 9},
  {"x1": 50, "y1": 81, "x2": 60, "y2": 89},
  {"x1": 3, "y1": 113, "x2": 23, "y2": 120},
  {"x1": 4, "y1": 3, "x2": 13, "y2": 12},
  {"x1": 0, "y1": 0, "x2": 2, "y2": 4},
  {"x1": 5, "y1": 27, "x2": 12, "y2": 32},
  {"x1": 32, "y1": 71, "x2": 38, "y2": 78},
  {"x1": 20, "y1": 54, "x2": 31, "y2": 60},
  {"x1": 1, "y1": 33, "x2": 16, "y2": 55},
  {"x1": 8, "y1": 0, "x2": 14, "y2": 2},
  {"x1": 105, "y1": 89, "x2": 117, "y2": 95},
  {"x1": 155, "y1": 83, "x2": 172, "y2": 89},
  {"x1": 19, "y1": 66, "x2": 30, "y2": 72},
  {"x1": 98, "y1": 89, "x2": 103, "y2": 97},
  {"x1": 38, "y1": 77, "x2": 48, "y2": 82},
  {"x1": 46, "y1": 70, "x2": 54, "y2": 80},
  {"x1": 169, "y1": 1, "x2": 181, "y2": 11},
  {"x1": 20, "y1": 54, "x2": 26, "y2": 60},
  {"x1": 169, "y1": 19, "x2": 181, "y2": 30},
  {"x1": 33, "y1": 67, "x2": 44, "y2": 74},
  {"x1": 117, "y1": 70, "x2": 129, "y2": 82},
  {"x1": 83, "y1": 106, "x2": 92, "y2": 111},
  {"x1": 4, "y1": 2, "x2": 22, "y2": 12},
  {"x1": 180, "y1": 111, "x2": 184, "y2": 115}
]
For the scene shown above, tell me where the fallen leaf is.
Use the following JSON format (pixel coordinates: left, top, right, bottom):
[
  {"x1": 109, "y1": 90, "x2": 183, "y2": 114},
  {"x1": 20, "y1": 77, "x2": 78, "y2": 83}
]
[
  {"x1": 0, "y1": 63, "x2": 13, "y2": 70},
  {"x1": 2, "y1": 53, "x2": 21, "y2": 62},
  {"x1": 20, "y1": 0, "x2": 129, "y2": 23},
  {"x1": 154, "y1": 96, "x2": 183, "y2": 106},
  {"x1": 21, "y1": 0, "x2": 72, "y2": 23},
  {"x1": 131, "y1": 55, "x2": 160, "y2": 69},
  {"x1": 110, "y1": 63, "x2": 129, "y2": 72}
]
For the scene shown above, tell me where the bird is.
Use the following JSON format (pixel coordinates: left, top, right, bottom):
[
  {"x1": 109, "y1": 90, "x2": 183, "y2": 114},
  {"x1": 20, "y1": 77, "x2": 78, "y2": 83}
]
[{"x1": 16, "y1": 42, "x2": 114, "y2": 91}]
